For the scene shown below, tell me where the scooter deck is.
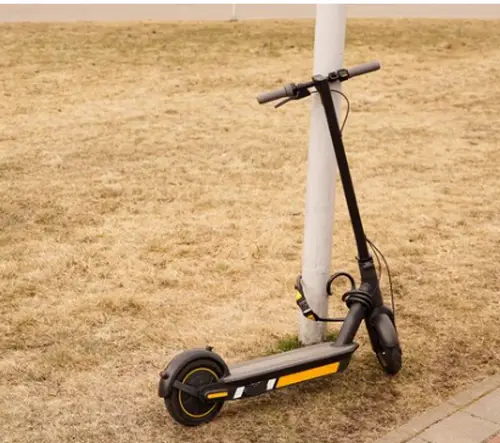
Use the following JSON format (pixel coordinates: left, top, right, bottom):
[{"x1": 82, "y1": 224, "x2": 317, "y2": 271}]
[{"x1": 223, "y1": 342, "x2": 358, "y2": 384}]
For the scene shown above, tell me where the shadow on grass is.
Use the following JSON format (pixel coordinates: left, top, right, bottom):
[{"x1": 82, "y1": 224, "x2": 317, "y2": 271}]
[{"x1": 219, "y1": 339, "x2": 426, "y2": 425}]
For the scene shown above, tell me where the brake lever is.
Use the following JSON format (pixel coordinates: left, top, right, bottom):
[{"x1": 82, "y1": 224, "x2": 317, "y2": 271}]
[
  {"x1": 274, "y1": 98, "x2": 293, "y2": 109},
  {"x1": 274, "y1": 87, "x2": 312, "y2": 109}
]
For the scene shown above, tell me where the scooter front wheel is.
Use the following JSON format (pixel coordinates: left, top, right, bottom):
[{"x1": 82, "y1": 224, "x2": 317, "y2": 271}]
[
  {"x1": 376, "y1": 344, "x2": 402, "y2": 375},
  {"x1": 367, "y1": 309, "x2": 403, "y2": 375},
  {"x1": 165, "y1": 358, "x2": 225, "y2": 426}
]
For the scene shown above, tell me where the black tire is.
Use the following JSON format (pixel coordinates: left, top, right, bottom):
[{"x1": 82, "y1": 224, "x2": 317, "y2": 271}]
[
  {"x1": 164, "y1": 358, "x2": 225, "y2": 426},
  {"x1": 376, "y1": 345, "x2": 402, "y2": 375}
]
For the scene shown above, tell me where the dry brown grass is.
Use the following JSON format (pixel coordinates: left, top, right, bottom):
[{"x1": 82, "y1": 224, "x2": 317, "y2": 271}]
[{"x1": 1, "y1": 18, "x2": 500, "y2": 443}]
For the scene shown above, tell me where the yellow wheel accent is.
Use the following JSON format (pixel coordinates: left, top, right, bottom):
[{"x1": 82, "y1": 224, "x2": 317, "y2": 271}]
[{"x1": 178, "y1": 367, "x2": 219, "y2": 419}]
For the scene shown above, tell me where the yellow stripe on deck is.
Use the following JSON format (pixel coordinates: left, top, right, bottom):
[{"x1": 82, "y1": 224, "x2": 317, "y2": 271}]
[
  {"x1": 206, "y1": 391, "x2": 229, "y2": 399},
  {"x1": 276, "y1": 362, "x2": 340, "y2": 388}
]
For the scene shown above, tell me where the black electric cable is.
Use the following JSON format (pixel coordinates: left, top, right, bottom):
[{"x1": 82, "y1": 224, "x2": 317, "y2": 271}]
[{"x1": 366, "y1": 237, "x2": 396, "y2": 319}]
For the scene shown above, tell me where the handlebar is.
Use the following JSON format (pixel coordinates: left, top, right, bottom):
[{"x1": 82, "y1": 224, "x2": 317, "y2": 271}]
[
  {"x1": 257, "y1": 83, "x2": 296, "y2": 105},
  {"x1": 346, "y1": 61, "x2": 380, "y2": 78},
  {"x1": 257, "y1": 60, "x2": 380, "y2": 105}
]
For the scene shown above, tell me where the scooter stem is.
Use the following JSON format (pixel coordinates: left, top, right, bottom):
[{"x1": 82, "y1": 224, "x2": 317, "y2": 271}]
[{"x1": 312, "y1": 74, "x2": 371, "y2": 262}]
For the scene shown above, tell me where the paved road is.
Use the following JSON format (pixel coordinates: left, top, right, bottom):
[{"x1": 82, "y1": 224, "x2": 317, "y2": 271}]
[
  {"x1": 376, "y1": 375, "x2": 500, "y2": 443},
  {"x1": 1, "y1": 4, "x2": 500, "y2": 22}
]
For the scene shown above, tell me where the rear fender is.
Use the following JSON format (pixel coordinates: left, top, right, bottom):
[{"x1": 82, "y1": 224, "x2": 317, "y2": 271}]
[{"x1": 158, "y1": 349, "x2": 229, "y2": 398}]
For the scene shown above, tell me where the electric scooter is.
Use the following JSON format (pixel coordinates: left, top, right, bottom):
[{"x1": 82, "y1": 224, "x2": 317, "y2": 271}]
[{"x1": 158, "y1": 61, "x2": 402, "y2": 427}]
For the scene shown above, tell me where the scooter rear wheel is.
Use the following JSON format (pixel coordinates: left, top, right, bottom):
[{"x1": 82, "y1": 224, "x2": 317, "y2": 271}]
[{"x1": 164, "y1": 358, "x2": 224, "y2": 426}]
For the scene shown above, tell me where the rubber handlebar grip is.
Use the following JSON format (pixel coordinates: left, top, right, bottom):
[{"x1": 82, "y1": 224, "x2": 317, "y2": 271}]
[
  {"x1": 347, "y1": 61, "x2": 381, "y2": 78},
  {"x1": 257, "y1": 83, "x2": 297, "y2": 104},
  {"x1": 256, "y1": 87, "x2": 288, "y2": 104}
]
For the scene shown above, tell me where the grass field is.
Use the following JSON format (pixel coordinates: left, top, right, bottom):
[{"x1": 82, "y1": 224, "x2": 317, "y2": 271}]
[{"x1": 1, "y1": 18, "x2": 500, "y2": 443}]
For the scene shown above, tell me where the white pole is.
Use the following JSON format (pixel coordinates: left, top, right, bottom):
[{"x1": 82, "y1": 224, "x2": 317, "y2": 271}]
[
  {"x1": 231, "y1": 4, "x2": 237, "y2": 21},
  {"x1": 299, "y1": 4, "x2": 346, "y2": 345}
]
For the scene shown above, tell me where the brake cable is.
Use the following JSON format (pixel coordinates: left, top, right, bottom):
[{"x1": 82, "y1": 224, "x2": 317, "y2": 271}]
[
  {"x1": 274, "y1": 86, "x2": 311, "y2": 108},
  {"x1": 274, "y1": 86, "x2": 351, "y2": 132}
]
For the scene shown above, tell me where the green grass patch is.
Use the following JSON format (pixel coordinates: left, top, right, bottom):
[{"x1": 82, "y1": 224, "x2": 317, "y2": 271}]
[{"x1": 269, "y1": 329, "x2": 340, "y2": 354}]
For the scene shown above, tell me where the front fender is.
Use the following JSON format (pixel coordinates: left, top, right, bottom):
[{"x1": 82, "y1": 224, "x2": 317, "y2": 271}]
[
  {"x1": 158, "y1": 348, "x2": 229, "y2": 398},
  {"x1": 367, "y1": 306, "x2": 399, "y2": 351}
]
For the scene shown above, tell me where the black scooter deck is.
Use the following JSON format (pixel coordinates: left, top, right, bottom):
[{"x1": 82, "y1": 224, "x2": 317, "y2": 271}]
[{"x1": 223, "y1": 342, "x2": 358, "y2": 384}]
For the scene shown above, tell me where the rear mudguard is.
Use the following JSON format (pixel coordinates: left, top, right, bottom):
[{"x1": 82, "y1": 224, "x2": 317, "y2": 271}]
[
  {"x1": 366, "y1": 306, "x2": 400, "y2": 351},
  {"x1": 158, "y1": 348, "x2": 229, "y2": 398}
]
